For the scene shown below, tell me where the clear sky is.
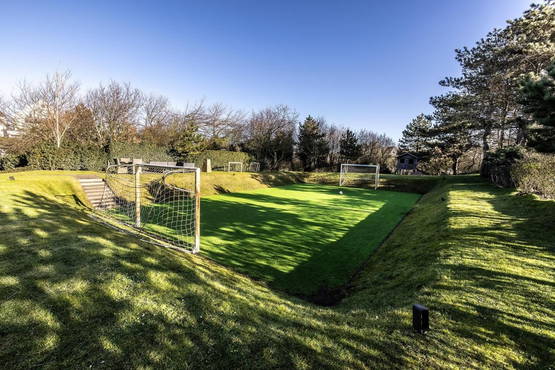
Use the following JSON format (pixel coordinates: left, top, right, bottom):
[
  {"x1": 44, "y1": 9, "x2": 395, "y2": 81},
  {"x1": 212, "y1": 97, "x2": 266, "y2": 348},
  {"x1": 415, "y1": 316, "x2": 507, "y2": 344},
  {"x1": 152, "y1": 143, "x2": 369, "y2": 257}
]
[{"x1": 0, "y1": 0, "x2": 533, "y2": 140}]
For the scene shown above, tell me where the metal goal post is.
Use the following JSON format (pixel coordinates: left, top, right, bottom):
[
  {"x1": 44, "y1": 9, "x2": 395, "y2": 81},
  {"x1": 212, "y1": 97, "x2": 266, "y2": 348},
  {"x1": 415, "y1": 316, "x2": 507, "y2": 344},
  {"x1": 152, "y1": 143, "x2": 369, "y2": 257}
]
[{"x1": 339, "y1": 163, "x2": 380, "y2": 189}]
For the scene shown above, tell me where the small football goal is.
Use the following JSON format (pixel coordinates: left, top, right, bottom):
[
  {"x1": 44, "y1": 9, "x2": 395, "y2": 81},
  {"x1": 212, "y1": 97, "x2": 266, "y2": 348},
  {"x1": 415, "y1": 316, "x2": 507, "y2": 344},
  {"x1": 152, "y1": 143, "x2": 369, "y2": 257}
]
[
  {"x1": 95, "y1": 164, "x2": 201, "y2": 253},
  {"x1": 227, "y1": 161, "x2": 243, "y2": 172},
  {"x1": 339, "y1": 163, "x2": 380, "y2": 189},
  {"x1": 247, "y1": 162, "x2": 260, "y2": 172}
]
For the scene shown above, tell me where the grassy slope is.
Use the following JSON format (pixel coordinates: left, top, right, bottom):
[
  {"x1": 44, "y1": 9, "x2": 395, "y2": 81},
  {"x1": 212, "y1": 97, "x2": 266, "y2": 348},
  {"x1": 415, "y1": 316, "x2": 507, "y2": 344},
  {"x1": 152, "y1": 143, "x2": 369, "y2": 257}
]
[
  {"x1": 201, "y1": 184, "x2": 419, "y2": 296},
  {"x1": 165, "y1": 170, "x2": 440, "y2": 196},
  {"x1": 0, "y1": 171, "x2": 553, "y2": 368}
]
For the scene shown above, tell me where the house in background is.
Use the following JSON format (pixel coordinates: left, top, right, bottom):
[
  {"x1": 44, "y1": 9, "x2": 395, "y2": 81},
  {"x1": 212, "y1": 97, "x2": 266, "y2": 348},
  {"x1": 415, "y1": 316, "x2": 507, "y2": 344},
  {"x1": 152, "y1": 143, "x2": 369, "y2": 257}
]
[{"x1": 396, "y1": 152, "x2": 419, "y2": 174}]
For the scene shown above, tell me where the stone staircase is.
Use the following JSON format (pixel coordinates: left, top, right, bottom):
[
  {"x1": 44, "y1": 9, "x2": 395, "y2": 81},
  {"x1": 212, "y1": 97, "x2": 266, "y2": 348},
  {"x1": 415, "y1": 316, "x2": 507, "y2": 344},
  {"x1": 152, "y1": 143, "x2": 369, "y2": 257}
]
[{"x1": 77, "y1": 177, "x2": 116, "y2": 209}]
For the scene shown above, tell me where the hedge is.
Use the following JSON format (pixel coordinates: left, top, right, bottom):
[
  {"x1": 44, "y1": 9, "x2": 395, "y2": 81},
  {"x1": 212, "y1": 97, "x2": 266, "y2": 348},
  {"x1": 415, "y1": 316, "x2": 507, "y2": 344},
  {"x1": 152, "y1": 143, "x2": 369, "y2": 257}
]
[
  {"x1": 110, "y1": 142, "x2": 175, "y2": 163},
  {"x1": 0, "y1": 154, "x2": 21, "y2": 171},
  {"x1": 25, "y1": 142, "x2": 175, "y2": 171},
  {"x1": 27, "y1": 144, "x2": 109, "y2": 171},
  {"x1": 512, "y1": 152, "x2": 555, "y2": 199},
  {"x1": 187, "y1": 150, "x2": 252, "y2": 170}
]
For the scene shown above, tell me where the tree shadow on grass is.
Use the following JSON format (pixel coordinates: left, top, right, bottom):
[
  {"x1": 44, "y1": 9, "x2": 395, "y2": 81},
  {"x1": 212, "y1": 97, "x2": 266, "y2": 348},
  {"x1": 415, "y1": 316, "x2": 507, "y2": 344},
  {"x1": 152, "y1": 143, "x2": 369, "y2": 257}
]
[
  {"x1": 2, "y1": 177, "x2": 554, "y2": 368},
  {"x1": 422, "y1": 179, "x2": 555, "y2": 368},
  {"x1": 200, "y1": 185, "x2": 418, "y2": 297},
  {"x1": 0, "y1": 190, "x2": 414, "y2": 369}
]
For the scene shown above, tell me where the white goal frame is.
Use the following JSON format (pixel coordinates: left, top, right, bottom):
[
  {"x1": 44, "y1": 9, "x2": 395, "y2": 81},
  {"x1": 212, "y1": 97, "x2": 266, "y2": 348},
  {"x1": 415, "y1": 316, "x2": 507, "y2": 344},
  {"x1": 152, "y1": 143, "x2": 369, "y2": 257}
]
[
  {"x1": 227, "y1": 161, "x2": 243, "y2": 172},
  {"x1": 97, "y1": 164, "x2": 201, "y2": 253},
  {"x1": 339, "y1": 163, "x2": 380, "y2": 189},
  {"x1": 248, "y1": 162, "x2": 260, "y2": 172}
]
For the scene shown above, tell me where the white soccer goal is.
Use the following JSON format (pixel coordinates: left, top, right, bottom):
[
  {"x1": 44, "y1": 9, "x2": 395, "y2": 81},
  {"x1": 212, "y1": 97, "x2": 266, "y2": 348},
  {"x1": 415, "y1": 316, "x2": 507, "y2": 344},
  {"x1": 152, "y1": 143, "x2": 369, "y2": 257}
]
[
  {"x1": 339, "y1": 163, "x2": 380, "y2": 189},
  {"x1": 94, "y1": 164, "x2": 201, "y2": 253},
  {"x1": 247, "y1": 162, "x2": 260, "y2": 172},
  {"x1": 227, "y1": 161, "x2": 243, "y2": 172}
]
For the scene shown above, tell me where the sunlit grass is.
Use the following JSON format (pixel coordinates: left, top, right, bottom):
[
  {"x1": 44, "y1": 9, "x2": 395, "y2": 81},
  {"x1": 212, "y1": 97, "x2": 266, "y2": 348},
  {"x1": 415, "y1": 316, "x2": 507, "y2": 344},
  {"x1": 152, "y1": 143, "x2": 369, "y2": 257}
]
[
  {"x1": 200, "y1": 184, "x2": 419, "y2": 296},
  {"x1": 0, "y1": 171, "x2": 553, "y2": 368}
]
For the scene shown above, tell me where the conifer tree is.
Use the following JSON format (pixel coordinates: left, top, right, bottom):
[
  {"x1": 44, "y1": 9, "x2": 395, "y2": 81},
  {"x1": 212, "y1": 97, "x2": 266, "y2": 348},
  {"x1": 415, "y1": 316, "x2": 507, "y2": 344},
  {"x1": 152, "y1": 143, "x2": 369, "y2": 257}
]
[
  {"x1": 520, "y1": 60, "x2": 555, "y2": 152},
  {"x1": 339, "y1": 129, "x2": 361, "y2": 161},
  {"x1": 297, "y1": 116, "x2": 329, "y2": 170},
  {"x1": 398, "y1": 114, "x2": 432, "y2": 153}
]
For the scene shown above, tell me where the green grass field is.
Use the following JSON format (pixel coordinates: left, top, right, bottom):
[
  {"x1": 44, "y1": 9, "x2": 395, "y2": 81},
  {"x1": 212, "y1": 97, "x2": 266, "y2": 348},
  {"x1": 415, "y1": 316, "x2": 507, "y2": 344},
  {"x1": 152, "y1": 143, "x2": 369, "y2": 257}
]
[
  {"x1": 201, "y1": 184, "x2": 420, "y2": 297},
  {"x1": 0, "y1": 171, "x2": 553, "y2": 368}
]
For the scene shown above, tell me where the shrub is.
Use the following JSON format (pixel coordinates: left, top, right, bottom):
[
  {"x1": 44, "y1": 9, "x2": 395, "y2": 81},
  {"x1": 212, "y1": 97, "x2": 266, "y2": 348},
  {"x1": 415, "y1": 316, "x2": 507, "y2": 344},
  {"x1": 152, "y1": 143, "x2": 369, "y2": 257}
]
[
  {"x1": 27, "y1": 144, "x2": 109, "y2": 171},
  {"x1": 512, "y1": 152, "x2": 555, "y2": 199},
  {"x1": 187, "y1": 150, "x2": 252, "y2": 170},
  {"x1": 0, "y1": 154, "x2": 21, "y2": 171},
  {"x1": 110, "y1": 142, "x2": 175, "y2": 163},
  {"x1": 481, "y1": 146, "x2": 524, "y2": 187}
]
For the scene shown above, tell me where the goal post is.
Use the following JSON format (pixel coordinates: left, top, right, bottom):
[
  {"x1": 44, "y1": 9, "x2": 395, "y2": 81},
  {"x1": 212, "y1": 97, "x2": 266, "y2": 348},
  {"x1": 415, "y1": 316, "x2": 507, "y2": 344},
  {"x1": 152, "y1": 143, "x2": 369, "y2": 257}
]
[
  {"x1": 227, "y1": 161, "x2": 243, "y2": 172},
  {"x1": 97, "y1": 163, "x2": 201, "y2": 253},
  {"x1": 339, "y1": 163, "x2": 380, "y2": 189}
]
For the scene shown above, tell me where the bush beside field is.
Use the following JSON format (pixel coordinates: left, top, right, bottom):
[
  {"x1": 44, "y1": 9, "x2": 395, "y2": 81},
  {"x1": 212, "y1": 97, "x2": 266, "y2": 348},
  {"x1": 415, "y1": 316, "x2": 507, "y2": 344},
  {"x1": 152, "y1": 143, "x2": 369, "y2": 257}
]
[{"x1": 512, "y1": 151, "x2": 555, "y2": 199}]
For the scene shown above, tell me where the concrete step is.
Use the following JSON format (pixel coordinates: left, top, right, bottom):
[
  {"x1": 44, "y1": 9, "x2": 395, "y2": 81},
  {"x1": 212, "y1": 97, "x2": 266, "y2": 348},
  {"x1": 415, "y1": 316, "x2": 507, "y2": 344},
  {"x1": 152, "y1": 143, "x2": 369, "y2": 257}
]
[
  {"x1": 79, "y1": 180, "x2": 105, "y2": 185},
  {"x1": 81, "y1": 183, "x2": 106, "y2": 188},
  {"x1": 76, "y1": 176, "x2": 119, "y2": 209},
  {"x1": 79, "y1": 178, "x2": 104, "y2": 184},
  {"x1": 88, "y1": 196, "x2": 115, "y2": 202},
  {"x1": 82, "y1": 189, "x2": 109, "y2": 194}
]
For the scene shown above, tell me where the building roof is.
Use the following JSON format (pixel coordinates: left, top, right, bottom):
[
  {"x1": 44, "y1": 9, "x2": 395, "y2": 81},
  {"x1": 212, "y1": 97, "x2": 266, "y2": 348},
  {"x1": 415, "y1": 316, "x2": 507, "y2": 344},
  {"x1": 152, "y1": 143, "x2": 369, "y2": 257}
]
[{"x1": 396, "y1": 152, "x2": 419, "y2": 159}]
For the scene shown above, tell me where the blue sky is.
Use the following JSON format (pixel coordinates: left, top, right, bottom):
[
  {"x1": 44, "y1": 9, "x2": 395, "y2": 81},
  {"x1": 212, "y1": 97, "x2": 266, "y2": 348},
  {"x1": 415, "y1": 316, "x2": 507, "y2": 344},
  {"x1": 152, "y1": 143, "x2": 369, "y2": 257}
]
[{"x1": 0, "y1": 0, "x2": 532, "y2": 140}]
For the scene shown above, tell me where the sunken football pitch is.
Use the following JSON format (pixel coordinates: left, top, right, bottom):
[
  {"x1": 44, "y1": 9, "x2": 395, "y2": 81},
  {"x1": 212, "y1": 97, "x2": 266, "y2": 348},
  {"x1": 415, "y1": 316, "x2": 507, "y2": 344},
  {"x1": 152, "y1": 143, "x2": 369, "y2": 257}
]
[{"x1": 200, "y1": 184, "x2": 420, "y2": 296}]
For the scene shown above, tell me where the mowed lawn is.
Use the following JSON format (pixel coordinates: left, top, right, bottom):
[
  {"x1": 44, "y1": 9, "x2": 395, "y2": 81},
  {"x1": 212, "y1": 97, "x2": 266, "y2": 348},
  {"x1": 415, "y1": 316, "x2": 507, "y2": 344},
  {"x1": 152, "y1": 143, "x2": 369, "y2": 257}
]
[
  {"x1": 200, "y1": 184, "x2": 420, "y2": 296},
  {"x1": 0, "y1": 172, "x2": 554, "y2": 368}
]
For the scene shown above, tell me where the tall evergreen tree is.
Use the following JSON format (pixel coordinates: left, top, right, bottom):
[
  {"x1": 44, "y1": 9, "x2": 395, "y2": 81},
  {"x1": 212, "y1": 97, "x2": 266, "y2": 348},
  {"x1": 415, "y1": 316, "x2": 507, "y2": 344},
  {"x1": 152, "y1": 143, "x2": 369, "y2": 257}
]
[
  {"x1": 429, "y1": 93, "x2": 476, "y2": 175},
  {"x1": 175, "y1": 120, "x2": 206, "y2": 156},
  {"x1": 398, "y1": 114, "x2": 432, "y2": 153},
  {"x1": 520, "y1": 60, "x2": 555, "y2": 152},
  {"x1": 297, "y1": 116, "x2": 329, "y2": 171},
  {"x1": 339, "y1": 129, "x2": 361, "y2": 161}
]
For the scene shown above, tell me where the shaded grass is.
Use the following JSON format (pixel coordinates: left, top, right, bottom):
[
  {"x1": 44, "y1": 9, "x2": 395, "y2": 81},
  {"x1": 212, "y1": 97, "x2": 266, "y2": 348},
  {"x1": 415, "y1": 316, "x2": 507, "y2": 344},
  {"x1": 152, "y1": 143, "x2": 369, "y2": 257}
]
[
  {"x1": 0, "y1": 171, "x2": 553, "y2": 368},
  {"x1": 200, "y1": 184, "x2": 420, "y2": 297}
]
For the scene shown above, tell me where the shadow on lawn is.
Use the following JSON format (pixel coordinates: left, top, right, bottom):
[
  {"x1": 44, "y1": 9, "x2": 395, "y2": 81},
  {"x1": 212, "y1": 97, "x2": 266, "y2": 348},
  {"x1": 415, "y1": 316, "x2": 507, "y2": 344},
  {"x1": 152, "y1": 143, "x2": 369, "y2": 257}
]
[
  {"x1": 200, "y1": 185, "x2": 417, "y2": 301},
  {"x1": 2, "y1": 177, "x2": 554, "y2": 368},
  {"x1": 0, "y1": 190, "x2": 412, "y2": 368},
  {"x1": 423, "y1": 178, "x2": 555, "y2": 368}
]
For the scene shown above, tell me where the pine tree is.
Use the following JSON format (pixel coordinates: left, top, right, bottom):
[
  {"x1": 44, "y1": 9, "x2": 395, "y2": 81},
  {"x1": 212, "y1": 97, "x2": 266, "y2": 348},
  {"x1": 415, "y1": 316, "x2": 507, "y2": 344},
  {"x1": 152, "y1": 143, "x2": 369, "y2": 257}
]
[
  {"x1": 175, "y1": 121, "x2": 206, "y2": 156},
  {"x1": 520, "y1": 60, "x2": 555, "y2": 152},
  {"x1": 398, "y1": 114, "x2": 432, "y2": 153},
  {"x1": 429, "y1": 93, "x2": 476, "y2": 175},
  {"x1": 297, "y1": 116, "x2": 329, "y2": 171},
  {"x1": 339, "y1": 129, "x2": 361, "y2": 161}
]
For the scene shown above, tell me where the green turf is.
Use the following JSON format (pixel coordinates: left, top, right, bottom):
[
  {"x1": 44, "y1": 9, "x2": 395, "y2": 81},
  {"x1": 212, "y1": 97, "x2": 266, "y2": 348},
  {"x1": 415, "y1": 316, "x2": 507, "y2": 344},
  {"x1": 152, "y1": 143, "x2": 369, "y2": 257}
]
[
  {"x1": 0, "y1": 171, "x2": 554, "y2": 368},
  {"x1": 200, "y1": 184, "x2": 420, "y2": 296}
]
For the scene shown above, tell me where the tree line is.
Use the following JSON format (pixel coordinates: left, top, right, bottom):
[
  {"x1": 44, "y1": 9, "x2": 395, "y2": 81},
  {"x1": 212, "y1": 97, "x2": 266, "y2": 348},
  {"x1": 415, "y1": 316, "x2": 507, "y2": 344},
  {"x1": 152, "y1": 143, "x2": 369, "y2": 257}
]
[
  {"x1": 0, "y1": 72, "x2": 396, "y2": 171},
  {"x1": 398, "y1": 1, "x2": 554, "y2": 175}
]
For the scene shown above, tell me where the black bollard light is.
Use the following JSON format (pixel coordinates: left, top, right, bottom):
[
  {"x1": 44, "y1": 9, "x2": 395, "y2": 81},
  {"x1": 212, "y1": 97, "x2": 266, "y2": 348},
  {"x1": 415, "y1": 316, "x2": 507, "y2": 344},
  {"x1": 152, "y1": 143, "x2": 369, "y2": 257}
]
[{"x1": 412, "y1": 304, "x2": 429, "y2": 333}]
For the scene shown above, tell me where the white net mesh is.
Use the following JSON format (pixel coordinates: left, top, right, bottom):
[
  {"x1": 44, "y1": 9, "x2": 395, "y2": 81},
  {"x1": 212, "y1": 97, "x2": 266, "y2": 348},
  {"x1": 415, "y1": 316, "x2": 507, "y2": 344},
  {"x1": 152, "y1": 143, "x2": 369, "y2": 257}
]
[
  {"x1": 339, "y1": 164, "x2": 380, "y2": 189},
  {"x1": 94, "y1": 164, "x2": 200, "y2": 252}
]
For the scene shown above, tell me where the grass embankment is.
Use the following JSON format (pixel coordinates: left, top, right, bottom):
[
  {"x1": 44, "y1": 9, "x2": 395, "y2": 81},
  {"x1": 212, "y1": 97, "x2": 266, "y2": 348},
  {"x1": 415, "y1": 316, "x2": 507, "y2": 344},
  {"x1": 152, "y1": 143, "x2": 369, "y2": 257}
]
[{"x1": 0, "y1": 171, "x2": 553, "y2": 368}]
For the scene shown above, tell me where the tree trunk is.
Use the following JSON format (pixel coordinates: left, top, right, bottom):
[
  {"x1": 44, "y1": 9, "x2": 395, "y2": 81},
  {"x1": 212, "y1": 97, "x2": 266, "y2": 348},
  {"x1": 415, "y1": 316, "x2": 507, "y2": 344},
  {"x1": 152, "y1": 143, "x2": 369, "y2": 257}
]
[
  {"x1": 482, "y1": 124, "x2": 491, "y2": 154},
  {"x1": 452, "y1": 157, "x2": 458, "y2": 175}
]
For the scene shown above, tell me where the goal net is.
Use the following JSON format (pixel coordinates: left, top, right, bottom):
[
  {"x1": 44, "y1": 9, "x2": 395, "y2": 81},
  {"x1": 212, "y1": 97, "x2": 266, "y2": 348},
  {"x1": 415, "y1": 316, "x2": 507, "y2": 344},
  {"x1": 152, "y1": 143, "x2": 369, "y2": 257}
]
[
  {"x1": 227, "y1": 161, "x2": 243, "y2": 172},
  {"x1": 247, "y1": 162, "x2": 260, "y2": 172},
  {"x1": 339, "y1": 163, "x2": 380, "y2": 189},
  {"x1": 94, "y1": 164, "x2": 201, "y2": 253}
]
